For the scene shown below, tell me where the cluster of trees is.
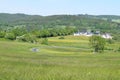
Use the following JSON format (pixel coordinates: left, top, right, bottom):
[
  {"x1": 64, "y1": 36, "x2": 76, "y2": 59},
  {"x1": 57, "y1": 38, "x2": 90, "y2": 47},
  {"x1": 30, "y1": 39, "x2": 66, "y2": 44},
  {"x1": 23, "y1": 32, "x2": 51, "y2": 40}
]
[
  {"x1": 0, "y1": 26, "x2": 76, "y2": 43},
  {"x1": 89, "y1": 35, "x2": 106, "y2": 53},
  {"x1": 34, "y1": 27, "x2": 75, "y2": 38},
  {"x1": 89, "y1": 35, "x2": 120, "y2": 53}
]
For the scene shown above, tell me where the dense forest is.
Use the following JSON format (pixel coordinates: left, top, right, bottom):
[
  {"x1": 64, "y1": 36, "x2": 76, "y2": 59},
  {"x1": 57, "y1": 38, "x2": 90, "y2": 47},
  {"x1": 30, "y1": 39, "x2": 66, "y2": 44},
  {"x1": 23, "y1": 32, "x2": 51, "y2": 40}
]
[{"x1": 0, "y1": 13, "x2": 120, "y2": 42}]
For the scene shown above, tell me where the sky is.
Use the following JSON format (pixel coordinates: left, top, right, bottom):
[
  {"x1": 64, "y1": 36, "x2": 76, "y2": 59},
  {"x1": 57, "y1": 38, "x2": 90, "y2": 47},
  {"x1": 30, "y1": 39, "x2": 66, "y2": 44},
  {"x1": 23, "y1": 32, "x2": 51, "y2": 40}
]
[{"x1": 0, "y1": 0, "x2": 120, "y2": 16}]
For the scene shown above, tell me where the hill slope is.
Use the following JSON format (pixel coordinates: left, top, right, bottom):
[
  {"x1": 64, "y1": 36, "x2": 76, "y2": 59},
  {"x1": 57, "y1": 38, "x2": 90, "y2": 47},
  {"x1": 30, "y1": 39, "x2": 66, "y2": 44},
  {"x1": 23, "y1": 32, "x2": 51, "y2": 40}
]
[{"x1": 0, "y1": 13, "x2": 120, "y2": 34}]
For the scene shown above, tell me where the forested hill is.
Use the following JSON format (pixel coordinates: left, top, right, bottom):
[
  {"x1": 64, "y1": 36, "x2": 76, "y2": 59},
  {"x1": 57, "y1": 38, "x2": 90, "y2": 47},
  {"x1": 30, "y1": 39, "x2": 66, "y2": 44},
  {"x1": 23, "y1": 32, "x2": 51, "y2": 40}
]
[
  {"x1": 0, "y1": 13, "x2": 120, "y2": 34},
  {"x1": 95, "y1": 15, "x2": 120, "y2": 20},
  {"x1": 0, "y1": 13, "x2": 43, "y2": 23}
]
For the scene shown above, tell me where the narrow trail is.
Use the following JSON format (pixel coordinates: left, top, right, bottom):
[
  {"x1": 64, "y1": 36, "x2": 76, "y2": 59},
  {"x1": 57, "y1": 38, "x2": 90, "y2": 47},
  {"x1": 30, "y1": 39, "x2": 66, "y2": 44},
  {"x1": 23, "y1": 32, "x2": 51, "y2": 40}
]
[{"x1": 37, "y1": 45, "x2": 91, "y2": 51}]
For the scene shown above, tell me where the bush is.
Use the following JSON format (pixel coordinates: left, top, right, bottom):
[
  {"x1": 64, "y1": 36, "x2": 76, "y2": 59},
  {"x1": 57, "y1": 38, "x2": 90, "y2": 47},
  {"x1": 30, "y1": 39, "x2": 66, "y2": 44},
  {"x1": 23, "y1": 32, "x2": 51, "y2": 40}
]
[
  {"x1": 0, "y1": 31, "x2": 5, "y2": 38},
  {"x1": 89, "y1": 35, "x2": 106, "y2": 53},
  {"x1": 41, "y1": 38, "x2": 48, "y2": 45},
  {"x1": 113, "y1": 35, "x2": 120, "y2": 41},
  {"x1": 16, "y1": 34, "x2": 37, "y2": 43},
  {"x1": 105, "y1": 47, "x2": 113, "y2": 51},
  {"x1": 5, "y1": 33, "x2": 16, "y2": 40},
  {"x1": 117, "y1": 47, "x2": 120, "y2": 52},
  {"x1": 59, "y1": 36, "x2": 65, "y2": 39},
  {"x1": 107, "y1": 39, "x2": 114, "y2": 44},
  {"x1": 16, "y1": 35, "x2": 27, "y2": 42}
]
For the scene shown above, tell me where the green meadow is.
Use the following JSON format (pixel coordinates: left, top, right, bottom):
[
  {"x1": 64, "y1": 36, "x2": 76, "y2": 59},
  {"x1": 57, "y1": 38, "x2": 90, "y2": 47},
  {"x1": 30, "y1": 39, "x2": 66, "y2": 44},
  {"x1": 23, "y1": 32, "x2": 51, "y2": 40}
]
[{"x1": 0, "y1": 36, "x2": 120, "y2": 80}]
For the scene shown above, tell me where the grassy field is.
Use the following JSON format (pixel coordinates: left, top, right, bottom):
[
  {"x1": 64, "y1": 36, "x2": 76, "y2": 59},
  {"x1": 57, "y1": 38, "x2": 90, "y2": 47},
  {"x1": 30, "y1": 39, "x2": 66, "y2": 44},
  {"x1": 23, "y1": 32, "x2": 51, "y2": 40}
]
[{"x1": 0, "y1": 36, "x2": 120, "y2": 80}]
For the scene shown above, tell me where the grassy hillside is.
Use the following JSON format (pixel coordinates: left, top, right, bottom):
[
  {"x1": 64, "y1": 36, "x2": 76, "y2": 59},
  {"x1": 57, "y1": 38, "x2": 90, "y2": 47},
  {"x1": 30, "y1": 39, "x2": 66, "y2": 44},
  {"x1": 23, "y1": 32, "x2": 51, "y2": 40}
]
[{"x1": 0, "y1": 36, "x2": 120, "y2": 80}]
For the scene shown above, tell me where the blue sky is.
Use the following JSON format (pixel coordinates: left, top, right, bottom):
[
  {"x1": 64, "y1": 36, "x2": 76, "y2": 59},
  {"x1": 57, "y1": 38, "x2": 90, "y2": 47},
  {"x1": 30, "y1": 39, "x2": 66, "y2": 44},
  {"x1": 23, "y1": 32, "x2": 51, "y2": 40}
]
[{"x1": 0, "y1": 0, "x2": 120, "y2": 15}]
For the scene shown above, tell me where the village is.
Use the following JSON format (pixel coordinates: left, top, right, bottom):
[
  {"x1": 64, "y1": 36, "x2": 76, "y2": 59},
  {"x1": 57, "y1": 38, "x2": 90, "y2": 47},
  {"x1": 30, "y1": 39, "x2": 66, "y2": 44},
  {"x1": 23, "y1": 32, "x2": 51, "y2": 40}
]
[{"x1": 74, "y1": 30, "x2": 112, "y2": 39}]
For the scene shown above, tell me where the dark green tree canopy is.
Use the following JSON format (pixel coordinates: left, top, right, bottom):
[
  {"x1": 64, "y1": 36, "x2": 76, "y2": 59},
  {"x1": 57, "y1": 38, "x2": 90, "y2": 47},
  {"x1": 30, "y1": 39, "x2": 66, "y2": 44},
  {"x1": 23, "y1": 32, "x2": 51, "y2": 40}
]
[{"x1": 89, "y1": 35, "x2": 106, "y2": 53}]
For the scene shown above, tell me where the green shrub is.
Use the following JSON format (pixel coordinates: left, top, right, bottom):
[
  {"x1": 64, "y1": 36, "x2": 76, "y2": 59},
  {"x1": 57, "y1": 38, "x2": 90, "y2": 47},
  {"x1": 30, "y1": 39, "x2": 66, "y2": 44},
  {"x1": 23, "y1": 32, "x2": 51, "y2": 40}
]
[
  {"x1": 113, "y1": 35, "x2": 120, "y2": 41},
  {"x1": 117, "y1": 47, "x2": 120, "y2": 52},
  {"x1": 41, "y1": 38, "x2": 48, "y2": 45},
  {"x1": 107, "y1": 39, "x2": 114, "y2": 44},
  {"x1": 59, "y1": 36, "x2": 65, "y2": 39},
  {"x1": 89, "y1": 35, "x2": 106, "y2": 53},
  {"x1": 5, "y1": 33, "x2": 16, "y2": 40},
  {"x1": 16, "y1": 35, "x2": 27, "y2": 42},
  {"x1": 16, "y1": 34, "x2": 37, "y2": 43},
  {"x1": 0, "y1": 31, "x2": 5, "y2": 38}
]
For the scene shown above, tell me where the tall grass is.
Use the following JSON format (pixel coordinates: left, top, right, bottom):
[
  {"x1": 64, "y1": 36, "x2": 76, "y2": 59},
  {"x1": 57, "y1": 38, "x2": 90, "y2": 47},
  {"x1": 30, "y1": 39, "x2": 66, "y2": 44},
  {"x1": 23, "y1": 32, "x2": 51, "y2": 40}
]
[{"x1": 0, "y1": 36, "x2": 120, "y2": 80}]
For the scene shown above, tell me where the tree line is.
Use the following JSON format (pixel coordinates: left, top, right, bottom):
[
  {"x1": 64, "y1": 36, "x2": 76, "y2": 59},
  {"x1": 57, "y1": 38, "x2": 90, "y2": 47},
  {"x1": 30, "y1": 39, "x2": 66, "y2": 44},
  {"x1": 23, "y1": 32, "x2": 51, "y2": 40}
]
[{"x1": 0, "y1": 26, "x2": 76, "y2": 43}]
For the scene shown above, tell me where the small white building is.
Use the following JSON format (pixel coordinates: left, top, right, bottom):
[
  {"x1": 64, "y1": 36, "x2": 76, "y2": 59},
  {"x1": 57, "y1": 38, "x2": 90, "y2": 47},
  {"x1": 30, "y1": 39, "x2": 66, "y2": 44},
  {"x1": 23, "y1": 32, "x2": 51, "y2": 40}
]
[
  {"x1": 101, "y1": 33, "x2": 112, "y2": 39},
  {"x1": 74, "y1": 31, "x2": 112, "y2": 39},
  {"x1": 85, "y1": 32, "x2": 93, "y2": 37},
  {"x1": 74, "y1": 32, "x2": 93, "y2": 37},
  {"x1": 74, "y1": 32, "x2": 81, "y2": 36}
]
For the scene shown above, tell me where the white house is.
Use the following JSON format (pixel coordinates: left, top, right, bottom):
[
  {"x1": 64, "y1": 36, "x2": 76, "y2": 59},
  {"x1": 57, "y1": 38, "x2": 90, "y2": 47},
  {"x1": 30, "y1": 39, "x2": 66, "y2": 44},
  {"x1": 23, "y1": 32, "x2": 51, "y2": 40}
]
[
  {"x1": 74, "y1": 32, "x2": 93, "y2": 37},
  {"x1": 85, "y1": 32, "x2": 93, "y2": 36},
  {"x1": 74, "y1": 32, "x2": 81, "y2": 36},
  {"x1": 101, "y1": 33, "x2": 112, "y2": 39},
  {"x1": 74, "y1": 31, "x2": 112, "y2": 39}
]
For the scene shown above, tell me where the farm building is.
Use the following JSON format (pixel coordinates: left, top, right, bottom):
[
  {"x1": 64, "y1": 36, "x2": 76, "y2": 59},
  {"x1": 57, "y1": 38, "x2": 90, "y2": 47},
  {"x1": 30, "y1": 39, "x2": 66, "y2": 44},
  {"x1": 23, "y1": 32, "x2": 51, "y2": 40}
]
[{"x1": 74, "y1": 31, "x2": 112, "y2": 39}]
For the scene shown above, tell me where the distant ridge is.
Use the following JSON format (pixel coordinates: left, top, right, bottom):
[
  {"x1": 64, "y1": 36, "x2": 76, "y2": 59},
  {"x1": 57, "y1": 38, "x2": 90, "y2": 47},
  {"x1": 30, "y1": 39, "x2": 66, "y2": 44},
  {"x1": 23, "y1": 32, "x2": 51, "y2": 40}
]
[{"x1": 0, "y1": 13, "x2": 119, "y2": 34}]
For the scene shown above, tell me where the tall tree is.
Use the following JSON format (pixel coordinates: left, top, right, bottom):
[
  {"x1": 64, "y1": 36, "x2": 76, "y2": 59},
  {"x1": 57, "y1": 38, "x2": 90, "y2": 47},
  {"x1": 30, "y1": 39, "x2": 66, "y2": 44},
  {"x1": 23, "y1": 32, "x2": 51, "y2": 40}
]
[{"x1": 89, "y1": 35, "x2": 106, "y2": 53}]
